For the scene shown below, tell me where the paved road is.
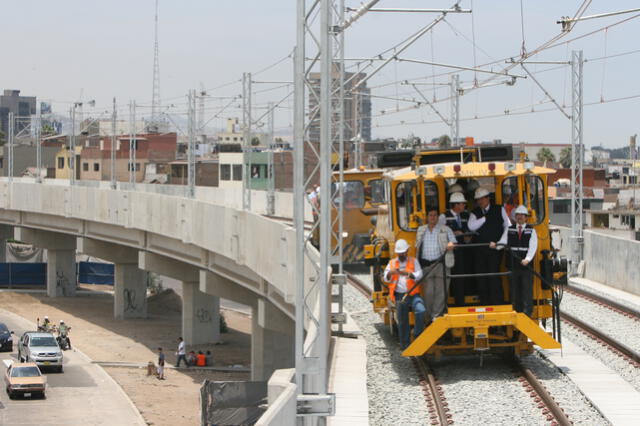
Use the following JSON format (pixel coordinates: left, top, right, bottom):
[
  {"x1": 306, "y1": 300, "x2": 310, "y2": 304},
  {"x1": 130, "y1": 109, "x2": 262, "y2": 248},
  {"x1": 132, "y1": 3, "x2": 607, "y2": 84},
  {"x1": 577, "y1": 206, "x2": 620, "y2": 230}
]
[{"x1": 0, "y1": 309, "x2": 145, "y2": 426}]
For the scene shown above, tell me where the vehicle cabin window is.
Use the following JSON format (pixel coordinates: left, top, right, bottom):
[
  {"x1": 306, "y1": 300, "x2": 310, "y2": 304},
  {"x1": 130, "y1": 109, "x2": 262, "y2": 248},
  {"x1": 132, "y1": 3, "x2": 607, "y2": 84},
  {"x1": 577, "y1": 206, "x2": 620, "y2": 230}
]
[
  {"x1": 11, "y1": 366, "x2": 41, "y2": 377},
  {"x1": 525, "y1": 175, "x2": 545, "y2": 225},
  {"x1": 395, "y1": 181, "x2": 419, "y2": 231},
  {"x1": 424, "y1": 180, "x2": 439, "y2": 212},
  {"x1": 0, "y1": 323, "x2": 8, "y2": 333},
  {"x1": 502, "y1": 177, "x2": 519, "y2": 221},
  {"x1": 331, "y1": 181, "x2": 364, "y2": 209},
  {"x1": 30, "y1": 336, "x2": 57, "y2": 347},
  {"x1": 368, "y1": 179, "x2": 386, "y2": 204}
]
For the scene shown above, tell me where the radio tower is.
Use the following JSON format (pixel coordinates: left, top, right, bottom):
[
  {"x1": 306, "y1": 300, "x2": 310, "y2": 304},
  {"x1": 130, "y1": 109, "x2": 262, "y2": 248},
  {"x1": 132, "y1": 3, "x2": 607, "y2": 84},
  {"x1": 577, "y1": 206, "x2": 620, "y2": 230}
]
[{"x1": 149, "y1": 0, "x2": 161, "y2": 132}]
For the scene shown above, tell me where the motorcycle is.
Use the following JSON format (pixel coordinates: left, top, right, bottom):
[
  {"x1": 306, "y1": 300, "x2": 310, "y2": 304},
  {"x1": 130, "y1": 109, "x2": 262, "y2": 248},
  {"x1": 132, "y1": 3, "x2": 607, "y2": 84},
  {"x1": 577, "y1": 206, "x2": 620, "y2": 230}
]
[{"x1": 56, "y1": 326, "x2": 71, "y2": 351}]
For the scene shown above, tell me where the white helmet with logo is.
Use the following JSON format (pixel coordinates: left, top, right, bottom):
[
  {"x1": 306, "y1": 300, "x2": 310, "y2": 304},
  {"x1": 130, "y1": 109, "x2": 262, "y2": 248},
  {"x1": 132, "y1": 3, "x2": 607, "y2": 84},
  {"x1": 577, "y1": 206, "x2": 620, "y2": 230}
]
[
  {"x1": 394, "y1": 239, "x2": 410, "y2": 254},
  {"x1": 449, "y1": 192, "x2": 466, "y2": 204},
  {"x1": 514, "y1": 205, "x2": 529, "y2": 216},
  {"x1": 474, "y1": 187, "x2": 490, "y2": 199},
  {"x1": 447, "y1": 183, "x2": 463, "y2": 194}
]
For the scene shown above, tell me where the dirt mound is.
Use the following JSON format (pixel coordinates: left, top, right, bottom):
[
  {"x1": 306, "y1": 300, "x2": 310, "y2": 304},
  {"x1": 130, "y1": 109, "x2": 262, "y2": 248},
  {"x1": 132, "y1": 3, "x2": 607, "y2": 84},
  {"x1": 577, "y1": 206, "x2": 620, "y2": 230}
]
[{"x1": 148, "y1": 288, "x2": 182, "y2": 314}]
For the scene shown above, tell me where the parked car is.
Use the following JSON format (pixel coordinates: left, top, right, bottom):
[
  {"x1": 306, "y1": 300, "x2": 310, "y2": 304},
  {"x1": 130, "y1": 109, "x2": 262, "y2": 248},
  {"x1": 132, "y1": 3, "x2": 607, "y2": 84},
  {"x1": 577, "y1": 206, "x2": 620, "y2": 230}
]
[
  {"x1": 0, "y1": 323, "x2": 14, "y2": 352},
  {"x1": 17, "y1": 332, "x2": 63, "y2": 373},
  {"x1": 3, "y1": 360, "x2": 46, "y2": 399}
]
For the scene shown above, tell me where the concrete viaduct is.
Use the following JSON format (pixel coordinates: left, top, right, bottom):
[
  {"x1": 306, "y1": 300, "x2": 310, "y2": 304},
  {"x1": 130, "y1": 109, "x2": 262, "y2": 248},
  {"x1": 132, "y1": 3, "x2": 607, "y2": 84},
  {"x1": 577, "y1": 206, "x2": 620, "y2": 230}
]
[{"x1": 0, "y1": 178, "x2": 311, "y2": 381}]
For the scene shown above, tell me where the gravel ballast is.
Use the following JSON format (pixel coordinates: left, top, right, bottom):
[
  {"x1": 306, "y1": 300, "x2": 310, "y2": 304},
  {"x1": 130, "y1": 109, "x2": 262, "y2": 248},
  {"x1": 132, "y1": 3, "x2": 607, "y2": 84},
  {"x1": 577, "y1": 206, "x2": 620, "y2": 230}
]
[
  {"x1": 344, "y1": 274, "x2": 609, "y2": 425},
  {"x1": 560, "y1": 291, "x2": 640, "y2": 391}
]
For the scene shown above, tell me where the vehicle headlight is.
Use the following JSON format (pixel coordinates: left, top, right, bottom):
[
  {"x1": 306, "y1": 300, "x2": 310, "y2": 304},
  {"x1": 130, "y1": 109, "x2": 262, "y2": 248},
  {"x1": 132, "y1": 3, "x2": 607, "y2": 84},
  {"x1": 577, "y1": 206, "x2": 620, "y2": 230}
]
[{"x1": 6, "y1": 337, "x2": 12, "y2": 342}]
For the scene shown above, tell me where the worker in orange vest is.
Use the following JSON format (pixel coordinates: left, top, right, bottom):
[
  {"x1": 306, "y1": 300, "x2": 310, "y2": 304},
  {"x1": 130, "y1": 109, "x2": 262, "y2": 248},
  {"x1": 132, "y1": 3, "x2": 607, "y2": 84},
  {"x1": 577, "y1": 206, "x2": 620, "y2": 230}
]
[
  {"x1": 384, "y1": 239, "x2": 425, "y2": 350},
  {"x1": 196, "y1": 351, "x2": 206, "y2": 367}
]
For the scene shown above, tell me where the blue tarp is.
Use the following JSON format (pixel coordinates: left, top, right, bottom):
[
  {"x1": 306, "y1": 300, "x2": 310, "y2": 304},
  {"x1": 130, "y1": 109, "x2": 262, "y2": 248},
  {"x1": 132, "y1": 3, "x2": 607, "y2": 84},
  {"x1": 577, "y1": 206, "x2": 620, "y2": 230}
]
[
  {"x1": 78, "y1": 262, "x2": 114, "y2": 285},
  {"x1": 0, "y1": 263, "x2": 47, "y2": 287}
]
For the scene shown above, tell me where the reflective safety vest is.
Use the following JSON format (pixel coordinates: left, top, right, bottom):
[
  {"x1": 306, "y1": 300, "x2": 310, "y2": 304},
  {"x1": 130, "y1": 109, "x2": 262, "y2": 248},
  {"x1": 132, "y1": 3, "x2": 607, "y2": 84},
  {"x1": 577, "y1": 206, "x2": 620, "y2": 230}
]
[{"x1": 387, "y1": 257, "x2": 419, "y2": 301}]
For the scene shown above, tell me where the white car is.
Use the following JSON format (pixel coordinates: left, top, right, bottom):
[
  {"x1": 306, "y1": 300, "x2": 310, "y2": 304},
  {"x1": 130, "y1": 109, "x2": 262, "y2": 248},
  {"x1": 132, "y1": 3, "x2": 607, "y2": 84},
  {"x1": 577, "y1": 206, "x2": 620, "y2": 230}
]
[{"x1": 17, "y1": 332, "x2": 64, "y2": 373}]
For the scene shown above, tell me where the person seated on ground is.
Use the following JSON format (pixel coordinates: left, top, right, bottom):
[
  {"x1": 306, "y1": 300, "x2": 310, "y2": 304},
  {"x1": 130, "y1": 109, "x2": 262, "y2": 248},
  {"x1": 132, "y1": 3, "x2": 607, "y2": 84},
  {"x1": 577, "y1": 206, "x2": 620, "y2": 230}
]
[
  {"x1": 205, "y1": 350, "x2": 213, "y2": 367},
  {"x1": 196, "y1": 351, "x2": 206, "y2": 367},
  {"x1": 186, "y1": 350, "x2": 197, "y2": 367}
]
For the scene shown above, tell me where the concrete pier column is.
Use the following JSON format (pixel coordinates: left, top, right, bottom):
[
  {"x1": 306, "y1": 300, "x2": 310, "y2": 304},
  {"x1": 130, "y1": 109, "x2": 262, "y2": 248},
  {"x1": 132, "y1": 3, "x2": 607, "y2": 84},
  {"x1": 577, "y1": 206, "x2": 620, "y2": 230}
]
[
  {"x1": 0, "y1": 225, "x2": 13, "y2": 263},
  {"x1": 251, "y1": 298, "x2": 295, "y2": 381},
  {"x1": 77, "y1": 238, "x2": 145, "y2": 318},
  {"x1": 46, "y1": 249, "x2": 77, "y2": 297},
  {"x1": 114, "y1": 263, "x2": 147, "y2": 319},
  {"x1": 15, "y1": 228, "x2": 76, "y2": 297},
  {"x1": 182, "y1": 281, "x2": 220, "y2": 345}
]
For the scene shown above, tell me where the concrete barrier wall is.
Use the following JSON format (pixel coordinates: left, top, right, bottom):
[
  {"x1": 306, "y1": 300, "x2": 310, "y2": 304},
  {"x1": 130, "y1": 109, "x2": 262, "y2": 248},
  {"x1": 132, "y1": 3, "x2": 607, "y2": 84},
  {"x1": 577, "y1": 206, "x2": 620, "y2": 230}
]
[
  {"x1": 553, "y1": 225, "x2": 640, "y2": 296},
  {"x1": 256, "y1": 369, "x2": 297, "y2": 426}
]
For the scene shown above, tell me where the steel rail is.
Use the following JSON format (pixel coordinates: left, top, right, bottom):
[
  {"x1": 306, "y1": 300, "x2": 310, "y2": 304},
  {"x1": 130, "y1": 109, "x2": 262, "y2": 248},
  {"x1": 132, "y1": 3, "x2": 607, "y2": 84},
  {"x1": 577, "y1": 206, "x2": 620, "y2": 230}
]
[
  {"x1": 517, "y1": 363, "x2": 572, "y2": 426},
  {"x1": 414, "y1": 356, "x2": 451, "y2": 425},
  {"x1": 566, "y1": 285, "x2": 640, "y2": 321},
  {"x1": 561, "y1": 311, "x2": 640, "y2": 365}
]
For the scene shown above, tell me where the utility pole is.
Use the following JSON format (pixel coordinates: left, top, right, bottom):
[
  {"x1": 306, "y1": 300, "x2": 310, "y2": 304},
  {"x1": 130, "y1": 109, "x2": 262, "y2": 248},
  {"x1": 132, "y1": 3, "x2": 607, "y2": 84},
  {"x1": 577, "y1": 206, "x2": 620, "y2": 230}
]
[
  {"x1": 111, "y1": 98, "x2": 117, "y2": 189},
  {"x1": 70, "y1": 106, "x2": 76, "y2": 185},
  {"x1": 129, "y1": 101, "x2": 137, "y2": 186},
  {"x1": 267, "y1": 102, "x2": 275, "y2": 215},
  {"x1": 7, "y1": 112, "x2": 14, "y2": 182},
  {"x1": 570, "y1": 50, "x2": 584, "y2": 276},
  {"x1": 150, "y1": 0, "x2": 161, "y2": 132},
  {"x1": 187, "y1": 90, "x2": 196, "y2": 198},
  {"x1": 35, "y1": 104, "x2": 42, "y2": 183},
  {"x1": 242, "y1": 72, "x2": 252, "y2": 210},
  {"x1": 450, "y1": 74, "x2": 460, "y2": 146}
]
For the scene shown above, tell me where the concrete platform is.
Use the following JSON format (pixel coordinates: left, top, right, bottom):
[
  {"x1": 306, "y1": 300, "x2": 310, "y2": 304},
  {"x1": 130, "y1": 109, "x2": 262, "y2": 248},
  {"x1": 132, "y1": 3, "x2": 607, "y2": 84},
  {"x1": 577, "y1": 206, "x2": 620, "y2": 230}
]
[
  {"x1": 328, "y1": 312, "x2": 369, "y2": 425},
  {"x1": 570, "y1": 277, "x2": 640, "y2": 308},
  {"x1": 542, "y1": 334, "x2": 640, "y2": 425}
]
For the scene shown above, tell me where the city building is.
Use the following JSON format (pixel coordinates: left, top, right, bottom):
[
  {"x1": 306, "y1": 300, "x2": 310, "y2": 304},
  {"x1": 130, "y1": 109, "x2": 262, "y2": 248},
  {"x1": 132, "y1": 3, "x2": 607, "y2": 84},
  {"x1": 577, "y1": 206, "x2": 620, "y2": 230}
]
[
  {"x1": 308, "y1": 67, "x2": 372, "y2": 144},
  {"x1": 76, "y1": 132, "x2": 177, "y2": 183},
  {"x1": 0, "y1": 89, "x2": 36, "y2": 135},
  {"x1": 0, "y1": 145, "x2": 59, "y2": 177},
  {"x1": 80, "y1": 119, "x2": 147, "y2": 137},
  {"x1": 513, "y1": 142, "x2": 571, "y2": 162}
]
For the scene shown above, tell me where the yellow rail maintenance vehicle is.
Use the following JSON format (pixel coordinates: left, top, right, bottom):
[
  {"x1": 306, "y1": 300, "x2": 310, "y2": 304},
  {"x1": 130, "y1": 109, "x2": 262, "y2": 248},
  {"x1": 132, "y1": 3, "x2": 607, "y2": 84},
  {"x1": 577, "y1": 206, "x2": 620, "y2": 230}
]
[
  {"x1": 364, "y1": 156, "x2": 567, "y2": 359},
  {"x1": 330, "y1": 168, "x2": 386, "y2": 266}
]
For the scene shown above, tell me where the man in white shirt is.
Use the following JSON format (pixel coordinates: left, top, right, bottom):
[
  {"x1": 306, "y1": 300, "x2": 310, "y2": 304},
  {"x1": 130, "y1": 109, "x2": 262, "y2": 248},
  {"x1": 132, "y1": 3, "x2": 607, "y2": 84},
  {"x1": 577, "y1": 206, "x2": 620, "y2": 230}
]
[
  {"x1": 416, "y1": 208, "x2": 456, "y2": 322},
  {"x1": 383, "y1": 239, "x2": 425, "y2": 349},
  {"x1": 175, "y1": 337, "x2": 187, "y2": 367},
  {"x1": 490, "y1": 205, "x2": 538, "y2": 316}
]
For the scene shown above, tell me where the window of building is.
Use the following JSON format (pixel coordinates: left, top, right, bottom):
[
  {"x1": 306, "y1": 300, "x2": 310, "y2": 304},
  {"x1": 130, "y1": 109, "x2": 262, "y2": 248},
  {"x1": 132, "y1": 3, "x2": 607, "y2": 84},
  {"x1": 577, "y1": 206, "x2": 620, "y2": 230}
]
[
  {"x1": 83, "y1": 163, "x2": 89, "y2": 172},
  {"x1": 232, "y1": 164, "x2": 243, "y2": 181},
  {"x1": 233, "y1": 137, "x2": 238, "y2": 142},
  {"x1": 136, "y1": 163, "x2": 140, "y2": 171},
  {"x1": 553, "y1": 202, "x2": 569, "y2": 214},
  {"x1": 58, "y1": 157, "x2": 65, "y2": 169},
  {"x1": 220, "y1": 164, "x2": 231, "y2": 181},
  {"x1": 225, "y1": 137, "x2": 230, "y2": 141},
  {"x1": 94, "y1": 163, "x2": 100, "y2": 172}
]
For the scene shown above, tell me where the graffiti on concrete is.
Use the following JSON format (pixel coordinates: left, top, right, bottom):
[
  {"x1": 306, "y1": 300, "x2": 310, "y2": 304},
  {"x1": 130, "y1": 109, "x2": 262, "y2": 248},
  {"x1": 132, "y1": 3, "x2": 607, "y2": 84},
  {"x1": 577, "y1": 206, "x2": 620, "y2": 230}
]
[
  {"x1": 196, "y1": 308, "x2": 212, "y2": 323},
  {"x1": 124, "y1": 289, "x2": 138, "y2": 312}
]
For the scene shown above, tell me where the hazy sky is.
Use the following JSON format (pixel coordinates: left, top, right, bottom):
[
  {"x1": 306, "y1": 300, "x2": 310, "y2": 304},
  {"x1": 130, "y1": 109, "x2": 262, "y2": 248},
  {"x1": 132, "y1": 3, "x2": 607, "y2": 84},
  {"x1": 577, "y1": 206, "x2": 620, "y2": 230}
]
[{"x1": 2, "y1": 1, "x2": 638, "y2": 148}]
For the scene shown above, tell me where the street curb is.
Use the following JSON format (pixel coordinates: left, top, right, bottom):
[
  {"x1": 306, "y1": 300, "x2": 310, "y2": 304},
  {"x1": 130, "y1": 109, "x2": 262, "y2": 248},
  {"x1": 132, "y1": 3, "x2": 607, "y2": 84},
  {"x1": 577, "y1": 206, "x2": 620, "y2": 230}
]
[{"x1": 0, "y1": 307, "x2": 148, "y2": 426}]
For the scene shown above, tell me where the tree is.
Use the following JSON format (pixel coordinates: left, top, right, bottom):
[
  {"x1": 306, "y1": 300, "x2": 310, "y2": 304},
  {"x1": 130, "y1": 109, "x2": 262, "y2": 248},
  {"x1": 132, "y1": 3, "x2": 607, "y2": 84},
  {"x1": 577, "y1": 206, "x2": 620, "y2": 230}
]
[
  {"x1": 559, "y1": 147, "x2": 572, "y2": 168},
  {"x1": 41, "y1": 123, "x2": 56, "y2": 136},
  {"x1": 536, "y1": 147, "x2": 556, "y2": 164},
  {"x1": 437, "y1": 134, "x2": 451, "y2": 148}
]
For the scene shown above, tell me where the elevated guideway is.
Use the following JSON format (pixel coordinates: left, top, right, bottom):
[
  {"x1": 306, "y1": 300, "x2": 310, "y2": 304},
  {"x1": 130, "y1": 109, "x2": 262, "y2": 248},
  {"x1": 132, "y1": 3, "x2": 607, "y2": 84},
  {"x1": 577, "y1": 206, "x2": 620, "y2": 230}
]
[{"x1": 0, "y1": 177, "x2": 318, "y2": 382}]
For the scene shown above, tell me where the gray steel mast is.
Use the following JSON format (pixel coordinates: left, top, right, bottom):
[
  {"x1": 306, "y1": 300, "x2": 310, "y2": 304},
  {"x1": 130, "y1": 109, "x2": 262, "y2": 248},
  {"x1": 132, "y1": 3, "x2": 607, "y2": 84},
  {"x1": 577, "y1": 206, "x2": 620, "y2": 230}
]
[{"x1": 570, "y1": 50, "x2": 584, "y2": 276}]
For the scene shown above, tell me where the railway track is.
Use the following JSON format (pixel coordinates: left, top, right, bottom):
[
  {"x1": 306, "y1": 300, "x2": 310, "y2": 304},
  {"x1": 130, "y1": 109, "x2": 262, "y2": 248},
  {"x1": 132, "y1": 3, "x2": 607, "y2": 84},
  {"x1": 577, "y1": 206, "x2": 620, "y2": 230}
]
[
  {"x1": 566, "y1": 284, "x2": 640, "y2": 321},
  {"x1": 345, "y1": 273, "x2": 572, "y2": 425},
  {"x1": 561, "y1": 311, "x2": 640, "y2": 367}
]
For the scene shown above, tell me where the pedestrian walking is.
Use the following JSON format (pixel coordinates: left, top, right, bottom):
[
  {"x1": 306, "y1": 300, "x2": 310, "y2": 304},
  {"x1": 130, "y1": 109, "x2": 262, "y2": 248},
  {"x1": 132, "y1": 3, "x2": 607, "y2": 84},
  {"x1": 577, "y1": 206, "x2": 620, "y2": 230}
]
[{"x1": 175, "y1": 337, "x2": 186, "y2": 367}]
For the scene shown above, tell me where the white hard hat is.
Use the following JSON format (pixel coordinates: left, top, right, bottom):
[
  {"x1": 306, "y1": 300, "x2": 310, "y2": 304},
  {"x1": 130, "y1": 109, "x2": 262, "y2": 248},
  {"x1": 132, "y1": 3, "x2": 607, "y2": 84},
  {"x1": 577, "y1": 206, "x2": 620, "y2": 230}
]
[
  {"x1": 474, "y1": 187, "x2": 490, "y2": 199},
  {"x1": 60, "y1": 320, "x2": 64, "y2": 323},
  {"x1": 44, "y1": 316, "x2": 49, "y2": 320},
  {"x1": 447, "y1": 183, "x2": 463, "y2": 194},
  {"x1": 449, "y1": 192, "x2": 466, "y2": 204},
  {"x1": 514, "y1": 205, "x2": 529, "y2": 216},
  {"x1": 394, "y1": 239, "x2": 410, "y2": 253}
]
